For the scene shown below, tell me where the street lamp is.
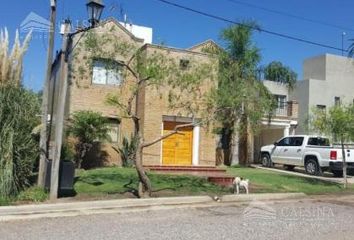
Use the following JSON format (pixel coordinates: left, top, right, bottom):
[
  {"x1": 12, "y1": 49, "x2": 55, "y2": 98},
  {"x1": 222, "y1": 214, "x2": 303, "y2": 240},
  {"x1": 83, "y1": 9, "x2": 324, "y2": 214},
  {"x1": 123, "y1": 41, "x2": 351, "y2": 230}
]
[{"x1": 86, "y1": 0, "x2": 105, "y2": 27}]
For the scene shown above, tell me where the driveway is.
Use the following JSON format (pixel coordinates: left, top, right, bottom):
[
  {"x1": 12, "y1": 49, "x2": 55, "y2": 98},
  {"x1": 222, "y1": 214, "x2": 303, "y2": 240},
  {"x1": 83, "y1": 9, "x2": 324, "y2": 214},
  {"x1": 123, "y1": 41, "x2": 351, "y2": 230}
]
[
  {"x1": 251, "y1": 164, "x2": 354, "y2": 184},
  {"x1": 1, "y1": 196, "x2": 354, "y2": 240}
]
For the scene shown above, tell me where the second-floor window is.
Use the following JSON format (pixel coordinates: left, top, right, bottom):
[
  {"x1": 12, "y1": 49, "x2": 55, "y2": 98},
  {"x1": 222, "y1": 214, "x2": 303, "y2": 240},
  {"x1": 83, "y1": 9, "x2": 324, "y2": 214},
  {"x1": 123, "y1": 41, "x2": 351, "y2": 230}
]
[
  {"x1": 274, "y1": 95, "x2": 287, "y2": 109},
  {"x1": 92, "y1": 59, "x2": 123, "y2": 86},
  {"x1": 316, "y1": 105, "x2": 326, "y2": 111}
]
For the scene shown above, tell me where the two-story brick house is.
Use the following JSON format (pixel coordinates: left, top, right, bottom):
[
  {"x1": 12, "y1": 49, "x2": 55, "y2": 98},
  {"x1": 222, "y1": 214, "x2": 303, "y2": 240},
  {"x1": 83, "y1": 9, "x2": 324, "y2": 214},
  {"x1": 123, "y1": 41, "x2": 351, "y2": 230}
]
[{"x1": 49, "y1": 18, "x2": 218, "y2": 167}]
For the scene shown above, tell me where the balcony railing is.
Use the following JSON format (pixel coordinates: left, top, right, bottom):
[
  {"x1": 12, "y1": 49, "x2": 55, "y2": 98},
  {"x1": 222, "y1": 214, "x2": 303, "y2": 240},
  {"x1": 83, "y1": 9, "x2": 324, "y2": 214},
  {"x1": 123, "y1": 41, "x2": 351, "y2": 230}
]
[
  {"x1": 274, "y1": 106, "x2": 288, "y2": 116},
  {"x1": 272, "y1": 101, "x2": 298, "y2": 118}
]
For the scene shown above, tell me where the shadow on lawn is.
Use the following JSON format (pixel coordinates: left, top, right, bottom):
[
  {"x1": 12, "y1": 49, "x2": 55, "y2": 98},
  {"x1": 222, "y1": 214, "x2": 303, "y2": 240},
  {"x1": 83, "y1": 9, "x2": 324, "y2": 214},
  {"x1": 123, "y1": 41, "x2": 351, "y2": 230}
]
[
  {"x1": 74, "y1": 170, "x2": 225, "y2": 198},
  {"x1": 119, "y1": 179, "x2": 178, "y2": 198}
]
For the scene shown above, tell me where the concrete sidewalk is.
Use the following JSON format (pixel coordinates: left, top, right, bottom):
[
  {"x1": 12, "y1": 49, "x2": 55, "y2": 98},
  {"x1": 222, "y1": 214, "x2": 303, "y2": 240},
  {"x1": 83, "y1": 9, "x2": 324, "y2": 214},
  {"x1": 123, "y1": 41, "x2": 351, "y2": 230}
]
[{"x1": 0, "y1": 193, "x2": 305, "y2": 222}]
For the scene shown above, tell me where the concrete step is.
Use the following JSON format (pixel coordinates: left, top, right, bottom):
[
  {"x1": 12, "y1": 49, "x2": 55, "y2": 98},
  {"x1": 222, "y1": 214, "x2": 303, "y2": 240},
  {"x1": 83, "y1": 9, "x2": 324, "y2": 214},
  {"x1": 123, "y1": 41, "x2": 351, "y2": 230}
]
[
  {"x1": 145, "y1": 165, "x2": 234, "y2": 187},
  {"x1": 208, "y1": 176, "x2": 235, "y2": 187}
]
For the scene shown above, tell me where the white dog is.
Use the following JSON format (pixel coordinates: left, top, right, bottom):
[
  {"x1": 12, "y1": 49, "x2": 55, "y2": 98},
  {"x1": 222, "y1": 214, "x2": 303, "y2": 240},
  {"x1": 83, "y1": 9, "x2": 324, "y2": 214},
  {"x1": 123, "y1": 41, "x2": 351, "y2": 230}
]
[{"x1": 233, "y1": 177, "x2": 249, "y2": 194}]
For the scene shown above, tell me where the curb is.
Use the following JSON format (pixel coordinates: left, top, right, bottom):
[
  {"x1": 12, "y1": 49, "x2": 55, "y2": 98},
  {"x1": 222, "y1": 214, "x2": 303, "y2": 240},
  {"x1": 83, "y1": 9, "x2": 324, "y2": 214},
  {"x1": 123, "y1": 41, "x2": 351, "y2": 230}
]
[{"x1": 0, "y1": 193, "x2": 306, "y2": 222}]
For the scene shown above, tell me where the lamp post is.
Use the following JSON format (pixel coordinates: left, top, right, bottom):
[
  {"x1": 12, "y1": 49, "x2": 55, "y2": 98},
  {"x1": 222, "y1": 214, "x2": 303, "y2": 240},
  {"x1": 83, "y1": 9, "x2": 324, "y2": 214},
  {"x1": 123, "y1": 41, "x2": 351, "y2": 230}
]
[
  {"x1": 86, "y1": 0, "x2": 105, "y2": 28},
  {"x1": 49, "y1": 1, "x2": 105, "y2": 200}
]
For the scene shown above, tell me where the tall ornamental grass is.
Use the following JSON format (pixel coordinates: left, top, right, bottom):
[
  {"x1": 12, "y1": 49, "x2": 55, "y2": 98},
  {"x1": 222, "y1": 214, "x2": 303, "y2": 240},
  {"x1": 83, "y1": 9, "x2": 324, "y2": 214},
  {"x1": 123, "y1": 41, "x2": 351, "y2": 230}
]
[
  {"x1": 0, "y1": 86, "x2": 40, "y2": 197},
  {"x1": 0, "y1": 28, "x2": 38, "y2": 197}
]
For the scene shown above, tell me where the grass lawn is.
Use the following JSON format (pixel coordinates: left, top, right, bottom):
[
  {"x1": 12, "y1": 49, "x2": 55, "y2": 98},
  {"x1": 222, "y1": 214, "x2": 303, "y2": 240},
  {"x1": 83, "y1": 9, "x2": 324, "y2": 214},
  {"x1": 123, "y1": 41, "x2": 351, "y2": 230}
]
[
  {"x1": 227, "y1": 167, "x2": 354, "y2": 195},
  {"x1": 0, "y1": 186, "x2": 48, "y2": 206},
  {"x1": 2, "y1": 166, "x2": 353, "y2": 206},
  {"x1": 74, "y1": 167, "x2": 231, "y2": 199},
  {"x1": 73, "y1": 166, "x2": 354, "y2": 200}
]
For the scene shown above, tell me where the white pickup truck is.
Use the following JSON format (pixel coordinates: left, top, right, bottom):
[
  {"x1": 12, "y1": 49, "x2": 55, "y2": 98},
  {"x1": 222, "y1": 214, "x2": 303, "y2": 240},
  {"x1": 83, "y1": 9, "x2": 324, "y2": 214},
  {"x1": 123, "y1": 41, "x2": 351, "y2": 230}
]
[{"x1": 260, "y1": 135, "x2": 354, "y2": 176}]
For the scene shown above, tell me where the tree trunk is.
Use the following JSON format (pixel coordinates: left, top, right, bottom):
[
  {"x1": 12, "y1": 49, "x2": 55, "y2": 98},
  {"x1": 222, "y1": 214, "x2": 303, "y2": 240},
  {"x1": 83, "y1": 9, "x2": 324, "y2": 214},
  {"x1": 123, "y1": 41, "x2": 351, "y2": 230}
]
[
  {"x1": 230, "y1": 120, "x2": 240, "y2": 166},
  {"x1": 238, "y1": 115, "x2": 249, "y2": 166},
  {"x1": 135, "y1": 142, "x2": 152, "y2": 198},
  {"x1": 341, "y1": 139, "x2": 347, "y2": 189},
  {"x1": 76, "y1": 143, "x2": 91, "y2": 169}
]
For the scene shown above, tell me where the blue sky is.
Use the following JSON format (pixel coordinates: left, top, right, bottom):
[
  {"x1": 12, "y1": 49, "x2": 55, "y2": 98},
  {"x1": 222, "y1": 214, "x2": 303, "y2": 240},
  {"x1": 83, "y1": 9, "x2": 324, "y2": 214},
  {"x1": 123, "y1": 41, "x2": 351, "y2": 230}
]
[{"x1": 1, "y1": 0, "x2": 353, "y2": 91}]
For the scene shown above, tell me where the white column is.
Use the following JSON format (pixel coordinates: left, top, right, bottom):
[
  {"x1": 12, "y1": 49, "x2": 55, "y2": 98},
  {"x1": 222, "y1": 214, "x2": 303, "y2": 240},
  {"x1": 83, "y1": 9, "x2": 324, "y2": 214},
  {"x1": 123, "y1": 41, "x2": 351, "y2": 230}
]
[
  {"x1": 160, "y1": 122, "x2": 164, "y2": 165},
  {"x1": 192, "y1": 125, "x2": 200, "y2": 166},
  {"x1": 291, "y1": 127, "x2": 296, "y2": 135},
  {"x1": 284, "y1": 125, "x2": 290, "y2": 137}
]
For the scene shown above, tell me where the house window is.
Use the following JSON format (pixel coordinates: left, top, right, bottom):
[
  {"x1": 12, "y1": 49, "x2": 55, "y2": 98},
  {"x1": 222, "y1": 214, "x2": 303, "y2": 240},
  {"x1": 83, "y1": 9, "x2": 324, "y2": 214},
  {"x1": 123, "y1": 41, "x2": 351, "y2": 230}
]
[
  {"x1": 334, "y1": 97, "x2": 341, "y2": 106},
  {"x1": 274, "y1": 95, "x2": 287, "y2": 109},
  {"x1": 179, "y1": 59, "x2": 190, "y2": 70},
  {"x1": 92, "y1": 59, "x2": 123, "y2": 85},
  {"x1": 316, "y1": 105, "x2": 326, "y2": 111},
  {"x1": 107, "y1": 119, "x2": 120, "y2": 143}
]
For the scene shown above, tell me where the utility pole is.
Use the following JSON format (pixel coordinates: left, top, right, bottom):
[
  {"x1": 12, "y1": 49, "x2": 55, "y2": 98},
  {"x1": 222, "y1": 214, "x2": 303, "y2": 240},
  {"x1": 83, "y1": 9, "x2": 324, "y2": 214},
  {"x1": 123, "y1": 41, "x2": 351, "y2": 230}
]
[
  {"x1": 38, "y1": 0, "x2": 57, "y2": 187},
  {"x1": 50, "y1": 20, "x2": 71, "y2": 201}
]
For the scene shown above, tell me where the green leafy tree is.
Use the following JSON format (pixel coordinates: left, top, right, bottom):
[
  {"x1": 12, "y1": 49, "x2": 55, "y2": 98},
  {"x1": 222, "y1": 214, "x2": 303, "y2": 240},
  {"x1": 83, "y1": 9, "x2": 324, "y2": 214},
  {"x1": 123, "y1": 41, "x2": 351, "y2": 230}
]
[
  {"x1": 68, "y1": 110, "x2": 111, "y2": 169},
  {"x1": 263, "y1": 61, "x2": 297, "y2": 89},
  {"x1": 311, "y1": 104, "x2": 354, "y2": 188},
  {"x1": 214, "y1": 22, "x2": 276, "y2": 166}
]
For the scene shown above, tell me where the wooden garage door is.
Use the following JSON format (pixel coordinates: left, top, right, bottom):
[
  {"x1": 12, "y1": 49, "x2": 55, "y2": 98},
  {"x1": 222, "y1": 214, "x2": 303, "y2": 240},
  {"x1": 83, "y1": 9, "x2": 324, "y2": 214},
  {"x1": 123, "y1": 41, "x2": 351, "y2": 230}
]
[{"x1": 162, "y1": 121, "x2": 193, "y2": 166}]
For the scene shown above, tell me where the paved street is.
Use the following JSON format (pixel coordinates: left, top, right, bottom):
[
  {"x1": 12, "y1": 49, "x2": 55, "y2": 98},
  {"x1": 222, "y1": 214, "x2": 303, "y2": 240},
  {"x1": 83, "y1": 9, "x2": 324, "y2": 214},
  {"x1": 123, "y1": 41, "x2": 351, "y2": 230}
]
[{"x1": 1, "y1": 196, "x2": 354, "y2": 240}]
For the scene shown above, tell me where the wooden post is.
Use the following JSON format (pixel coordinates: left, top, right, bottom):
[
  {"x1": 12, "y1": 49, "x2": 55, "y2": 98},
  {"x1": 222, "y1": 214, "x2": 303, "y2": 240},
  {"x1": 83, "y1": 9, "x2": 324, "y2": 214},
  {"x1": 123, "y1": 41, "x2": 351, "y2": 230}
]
[
  {"x1": 38, "y1": 0, "x2": 57, "y2": 187},
  {"x1": 50, "y1": 20, "x2": 71, "y2": 201}
]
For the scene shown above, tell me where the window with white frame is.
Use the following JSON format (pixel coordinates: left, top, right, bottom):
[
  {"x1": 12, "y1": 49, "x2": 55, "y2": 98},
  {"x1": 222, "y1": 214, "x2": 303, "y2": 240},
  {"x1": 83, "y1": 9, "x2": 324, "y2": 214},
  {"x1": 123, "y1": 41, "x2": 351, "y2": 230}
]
[
  {"x1": 274, "y1": 95, "x2": 287, "y2": 109},
  {"x1": 92, "y1": 59, "x2": 123, "y2": 85}
]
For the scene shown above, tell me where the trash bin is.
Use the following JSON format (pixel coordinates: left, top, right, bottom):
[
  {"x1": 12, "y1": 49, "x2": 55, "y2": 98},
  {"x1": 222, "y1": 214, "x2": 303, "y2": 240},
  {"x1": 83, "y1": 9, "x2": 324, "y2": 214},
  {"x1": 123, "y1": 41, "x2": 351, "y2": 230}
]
[{"x1": 45, "y1": 160, "x2": 75, "y2": 192}]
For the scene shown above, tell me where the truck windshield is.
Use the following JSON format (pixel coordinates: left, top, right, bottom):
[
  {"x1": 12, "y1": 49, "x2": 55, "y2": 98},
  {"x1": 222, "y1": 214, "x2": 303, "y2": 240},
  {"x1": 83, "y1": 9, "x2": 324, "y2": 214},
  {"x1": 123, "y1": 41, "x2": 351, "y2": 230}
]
[{"x1": 307, "y1": 137, "x2": 330, "y2": 146}]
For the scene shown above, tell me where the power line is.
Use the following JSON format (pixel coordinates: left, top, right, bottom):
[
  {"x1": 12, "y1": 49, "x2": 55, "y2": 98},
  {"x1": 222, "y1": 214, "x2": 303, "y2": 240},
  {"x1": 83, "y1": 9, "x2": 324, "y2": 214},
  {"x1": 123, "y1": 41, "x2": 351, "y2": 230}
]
[
  {"x1": 153, "y1": 0, "x2": 347, "y2": 53},
  {"x1": 224, "y1": 0, "x2": 354, "y2": 32}
]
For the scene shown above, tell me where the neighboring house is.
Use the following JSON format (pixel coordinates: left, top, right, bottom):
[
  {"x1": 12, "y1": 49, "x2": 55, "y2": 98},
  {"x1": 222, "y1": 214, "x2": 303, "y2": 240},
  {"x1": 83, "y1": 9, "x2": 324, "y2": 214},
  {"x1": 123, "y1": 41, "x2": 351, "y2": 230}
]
[
  {"x1": 290, "y1": 54, "x2": 354, "y2": 134},
  {"x1": 253, "y1": 80, "x2": 299, "y2": 161},
  {"x1": 48, "y1": 18, "x2": 217, "y2": 167}
]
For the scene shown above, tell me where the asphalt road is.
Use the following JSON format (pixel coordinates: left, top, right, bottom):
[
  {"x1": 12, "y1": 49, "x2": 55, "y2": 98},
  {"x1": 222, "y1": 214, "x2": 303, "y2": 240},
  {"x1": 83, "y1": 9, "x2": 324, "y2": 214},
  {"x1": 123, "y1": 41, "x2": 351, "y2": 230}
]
[{"x1": 1, "y1": 197, "x2": 354, "y2": 240}]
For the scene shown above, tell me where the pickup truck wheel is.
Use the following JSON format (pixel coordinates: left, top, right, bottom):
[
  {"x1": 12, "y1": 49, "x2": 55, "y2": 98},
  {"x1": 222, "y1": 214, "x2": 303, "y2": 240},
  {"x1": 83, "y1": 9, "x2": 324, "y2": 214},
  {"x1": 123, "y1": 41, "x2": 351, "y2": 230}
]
[
  {"x1": 332, "y1": 170, "x2": 343, "y2": 177},
  {"x1": 261, "y1": 153, "x2": 272, "y2": 167},
  {"x1": 347, "y1": 169, "x2": 354, "y2": 176},
  {"x1": 305, "y1": 159, "x2": 321, "y2": 176}
]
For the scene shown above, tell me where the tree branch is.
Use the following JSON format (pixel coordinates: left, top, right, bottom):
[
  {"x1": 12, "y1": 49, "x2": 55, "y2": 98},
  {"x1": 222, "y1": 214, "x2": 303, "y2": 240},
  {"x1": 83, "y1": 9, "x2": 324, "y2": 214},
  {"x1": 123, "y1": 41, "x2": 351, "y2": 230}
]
[{"x1": 141, "y1": 122, "x2": 196, "y2": 149}]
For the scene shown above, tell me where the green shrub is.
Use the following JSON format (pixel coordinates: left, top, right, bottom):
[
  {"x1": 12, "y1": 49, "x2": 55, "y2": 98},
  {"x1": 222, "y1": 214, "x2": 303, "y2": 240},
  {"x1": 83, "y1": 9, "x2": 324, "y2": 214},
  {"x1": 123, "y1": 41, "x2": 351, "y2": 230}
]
[
  {"x1": 17, "y1": 186, "x2": 48, "y2": 202},
  {"x1": 68, "y1": 110, "x2": 110, "y2": 168},
  {"x1": 0, "y1": 197, "x2": 11, "y2": 206},
  {"x1": 0, "y1": 85, "x2": 40, "y2": 197},
  {"x1": 117, "y1": 135, "x2": 137, "y2": 167}
]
